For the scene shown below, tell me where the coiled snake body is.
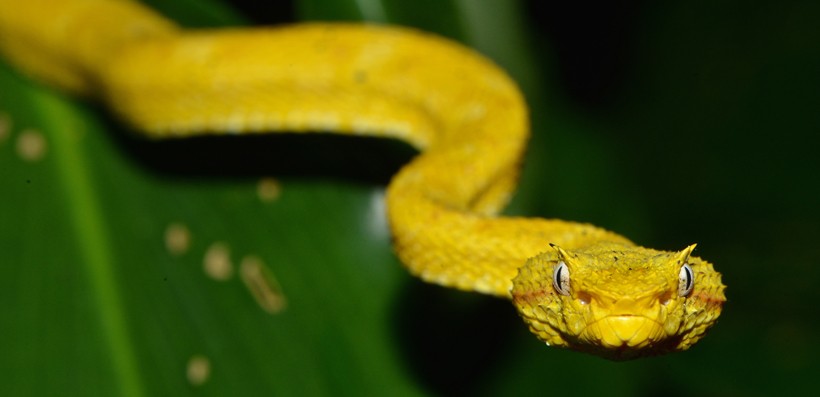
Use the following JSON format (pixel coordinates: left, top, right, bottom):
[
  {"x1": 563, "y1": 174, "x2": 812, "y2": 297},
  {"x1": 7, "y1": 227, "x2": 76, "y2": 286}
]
[{"x1": 0, "y1": 0, "x2": 725, "y2": 360}]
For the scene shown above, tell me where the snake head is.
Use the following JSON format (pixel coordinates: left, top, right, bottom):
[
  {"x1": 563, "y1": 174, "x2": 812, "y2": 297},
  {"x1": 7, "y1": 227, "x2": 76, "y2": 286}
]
[{"x1": 511, "y1": 242, "x2": 726, "y2": 360}]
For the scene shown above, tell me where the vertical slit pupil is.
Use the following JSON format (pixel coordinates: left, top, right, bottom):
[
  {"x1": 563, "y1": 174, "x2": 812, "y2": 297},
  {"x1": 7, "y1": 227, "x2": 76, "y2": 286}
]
[
  {"x1": 553, "y1": 263, "x2": 567, "y2": 294},
  {"x1": 685, "y1": 266, "x2": 693, "y2": 291}
]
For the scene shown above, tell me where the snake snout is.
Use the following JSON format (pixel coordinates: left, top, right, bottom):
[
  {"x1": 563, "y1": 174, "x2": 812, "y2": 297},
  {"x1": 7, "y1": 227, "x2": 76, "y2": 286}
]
[
  {"x1": 597, "y1": 316, "x2": 663, "y2": 349},
  {"x1": 578, "y1": 292, "x2": 670, "y2": 351}
]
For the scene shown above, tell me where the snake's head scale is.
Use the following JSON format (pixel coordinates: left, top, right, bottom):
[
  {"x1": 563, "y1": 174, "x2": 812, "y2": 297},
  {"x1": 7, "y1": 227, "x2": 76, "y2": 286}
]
[{"x1": 511, "y1": 243, "x2": 726, "y2": 360}]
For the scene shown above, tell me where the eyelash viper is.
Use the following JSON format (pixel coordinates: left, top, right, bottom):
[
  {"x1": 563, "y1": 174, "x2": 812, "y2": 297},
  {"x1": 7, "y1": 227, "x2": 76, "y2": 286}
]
[{"x1": 0, "y1": 0, "x2": 726, "y2": 360}]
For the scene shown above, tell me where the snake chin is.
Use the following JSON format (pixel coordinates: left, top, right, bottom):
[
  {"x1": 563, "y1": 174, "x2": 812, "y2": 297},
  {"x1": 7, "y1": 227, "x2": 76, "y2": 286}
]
[{"x1": 573, "y1": 315, "x2": 677, "y2": 360}]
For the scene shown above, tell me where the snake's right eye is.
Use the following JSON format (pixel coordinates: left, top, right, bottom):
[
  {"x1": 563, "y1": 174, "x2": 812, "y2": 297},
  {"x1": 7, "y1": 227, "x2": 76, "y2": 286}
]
[
  {"x1": 678, "y1": 263, "x2": 694, "y2": 296},
  {"x1": 553, "y1": 261, "x2": 570, "y2": 295}
]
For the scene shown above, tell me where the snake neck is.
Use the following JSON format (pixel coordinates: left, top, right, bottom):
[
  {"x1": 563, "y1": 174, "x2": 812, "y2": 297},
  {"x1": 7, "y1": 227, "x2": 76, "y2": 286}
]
[{"x1": 387, "y1": 157, "x2": 634, "y2": 296}]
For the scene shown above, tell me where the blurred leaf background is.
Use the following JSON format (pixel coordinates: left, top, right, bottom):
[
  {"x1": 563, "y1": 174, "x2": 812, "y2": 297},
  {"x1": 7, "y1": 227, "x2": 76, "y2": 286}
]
[{"x1": 1, "y1": 0, "x2": 818, "y2": 395}]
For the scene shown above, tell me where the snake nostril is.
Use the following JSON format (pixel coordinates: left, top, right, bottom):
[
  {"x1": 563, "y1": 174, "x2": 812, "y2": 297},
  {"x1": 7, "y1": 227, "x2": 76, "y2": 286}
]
[
  {"x1": 577, "y1": 291, "x2": 591, "y2": 305},
  {"x1": 659, "y1": 291, "x2": 673, "y2": 306}
]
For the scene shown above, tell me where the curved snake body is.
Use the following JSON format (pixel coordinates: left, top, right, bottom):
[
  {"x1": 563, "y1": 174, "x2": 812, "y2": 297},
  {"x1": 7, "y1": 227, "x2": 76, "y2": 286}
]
[{"x1": 0, "y1": 0, "x2": 725, "y2": 360}]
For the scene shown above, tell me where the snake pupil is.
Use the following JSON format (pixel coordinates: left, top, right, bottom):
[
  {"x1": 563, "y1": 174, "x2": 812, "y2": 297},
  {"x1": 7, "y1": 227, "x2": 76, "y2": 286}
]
[{"x1": 679, "y1": 264, "x2": 694, "y2": 296}]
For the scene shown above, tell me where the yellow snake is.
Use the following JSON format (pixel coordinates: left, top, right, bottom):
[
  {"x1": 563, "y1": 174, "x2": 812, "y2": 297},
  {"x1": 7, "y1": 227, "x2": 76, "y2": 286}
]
[{"x1": 0, "y1": 0, "x2": 725, "y2": 360}]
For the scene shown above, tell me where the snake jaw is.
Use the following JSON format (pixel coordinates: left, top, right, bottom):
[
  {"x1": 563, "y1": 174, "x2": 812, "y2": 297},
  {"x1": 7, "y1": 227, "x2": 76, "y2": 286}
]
[{"x1": 563, "y1": 287, "x2": 682, "y2": 359}]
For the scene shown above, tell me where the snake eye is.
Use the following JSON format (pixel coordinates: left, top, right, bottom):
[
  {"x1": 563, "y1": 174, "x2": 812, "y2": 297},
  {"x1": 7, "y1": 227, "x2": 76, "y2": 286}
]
[
  {"x1": 553, "y1": 261, "x2": 570, "y2": 296},
  {"x1": 678, "y1": 263, "x2": 694, "y2": 296}
]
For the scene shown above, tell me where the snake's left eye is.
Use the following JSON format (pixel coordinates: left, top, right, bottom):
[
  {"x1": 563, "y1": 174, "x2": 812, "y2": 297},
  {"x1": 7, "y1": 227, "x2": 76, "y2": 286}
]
[
  {"x1": 678, "y1": 263, "x2": 694, "y2": 296},
  {"x1": 553, "y1": 261, "x2": 570, "y2": 296}
]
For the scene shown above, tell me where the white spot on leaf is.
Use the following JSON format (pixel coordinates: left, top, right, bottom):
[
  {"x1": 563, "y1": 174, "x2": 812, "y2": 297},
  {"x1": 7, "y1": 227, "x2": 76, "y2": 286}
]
[
  {"x1": 256, "y1": 177, "x2": 281, "y2": 202},
  {"x1": 16, "y1": 128, "x2": 47, "y2": 162},
  {"x1": 203, "y1": 242, "x2": 233, "y2": 281},
  {"x1": 164, "y1": 222, "x2": 191, "y2": 256},
  {"x1": 240, "y1": 255, "x2": 286, "y2": 314},
  {"x1": 186, "y1": 355, "x2": 210, "y2": 386}
]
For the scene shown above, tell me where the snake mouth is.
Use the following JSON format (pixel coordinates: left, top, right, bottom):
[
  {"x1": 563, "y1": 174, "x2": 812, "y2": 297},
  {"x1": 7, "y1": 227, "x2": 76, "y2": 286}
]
[{"x1": 582, "y1": 315, "x2": 665, "y2": 350}]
